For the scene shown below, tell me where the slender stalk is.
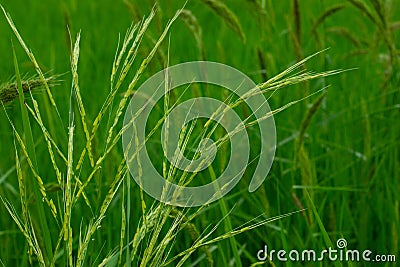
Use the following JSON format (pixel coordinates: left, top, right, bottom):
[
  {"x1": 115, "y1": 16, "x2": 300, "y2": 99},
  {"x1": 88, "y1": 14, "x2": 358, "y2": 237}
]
[
  {"x1": 209, "y1": 165, "x2": 242, "y2": 267},
  {"x1": 13, "y1": 43, "x2": 54, "y2": 264}
]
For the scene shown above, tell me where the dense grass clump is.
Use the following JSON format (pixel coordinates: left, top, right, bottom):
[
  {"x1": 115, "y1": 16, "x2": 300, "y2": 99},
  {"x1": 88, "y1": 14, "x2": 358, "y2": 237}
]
[{"x1": 0, "y1": 1, "x2": 398, "y2": 266}]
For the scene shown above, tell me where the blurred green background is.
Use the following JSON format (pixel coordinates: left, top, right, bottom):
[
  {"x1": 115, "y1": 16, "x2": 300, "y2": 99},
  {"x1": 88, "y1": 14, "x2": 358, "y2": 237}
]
[{"x1": 0, "y1": 0, "x2": 399, "y2": 266}]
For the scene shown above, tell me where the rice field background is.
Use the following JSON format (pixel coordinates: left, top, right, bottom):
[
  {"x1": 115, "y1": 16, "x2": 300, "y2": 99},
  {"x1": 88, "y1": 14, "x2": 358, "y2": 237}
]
[{"x1": 0, "y1": 0, "x2": 399, "y2": 266}]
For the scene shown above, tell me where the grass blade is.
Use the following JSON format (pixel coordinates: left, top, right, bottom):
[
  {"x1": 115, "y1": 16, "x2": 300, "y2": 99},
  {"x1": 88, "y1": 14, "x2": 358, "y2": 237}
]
[
  {"x1": 12, "y1": 43, "x2": 54, "y2": 264},
  {"x1": 305, "y1": 190, "x2": 342, "y2": 267},
  {"x1": 1, "y1": 5, "x2": 60, "y2": 115}
]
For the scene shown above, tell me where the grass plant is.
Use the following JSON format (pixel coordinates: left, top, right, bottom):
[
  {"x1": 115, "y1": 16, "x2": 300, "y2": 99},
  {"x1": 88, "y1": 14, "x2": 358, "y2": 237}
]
[{"x1": 0, "y1": 1, "x2": 398, "y2": 266}]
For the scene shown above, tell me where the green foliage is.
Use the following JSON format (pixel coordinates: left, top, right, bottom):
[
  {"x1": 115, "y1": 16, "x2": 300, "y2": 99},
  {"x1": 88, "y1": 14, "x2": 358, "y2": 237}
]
[{"x1": 0, "y1": 0, "x2": 398, "y2": 266}]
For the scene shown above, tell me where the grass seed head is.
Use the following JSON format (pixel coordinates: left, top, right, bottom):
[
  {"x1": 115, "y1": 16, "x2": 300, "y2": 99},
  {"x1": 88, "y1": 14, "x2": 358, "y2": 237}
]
[{"x1": 0, "y1": 75, "x2": 57, "y2": 104}]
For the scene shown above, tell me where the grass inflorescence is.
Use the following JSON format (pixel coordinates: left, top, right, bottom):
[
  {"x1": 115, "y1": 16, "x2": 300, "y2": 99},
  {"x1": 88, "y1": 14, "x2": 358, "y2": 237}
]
[
  {"x1": 0, "y1": 1, "x2": 398, "y2": 266},
  {"x1": 0, "y1": 75, "x2": 58, "y2": 104}
]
